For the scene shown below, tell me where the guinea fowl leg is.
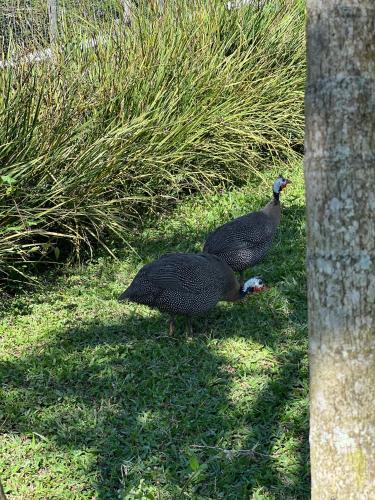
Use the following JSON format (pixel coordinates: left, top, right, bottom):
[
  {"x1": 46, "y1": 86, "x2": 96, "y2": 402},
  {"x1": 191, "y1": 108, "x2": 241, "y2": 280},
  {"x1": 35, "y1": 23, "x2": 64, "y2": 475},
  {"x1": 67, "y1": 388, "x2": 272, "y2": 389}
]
[
  {"x1": 239, "y1": 270, "x2": 245, "y2": 286},
  {"x1": 167, "y1": 317, "x2": 176, "y2": 336},
  {"x1": 186, "y1": 317, "x2": 193, "y2": 337}
]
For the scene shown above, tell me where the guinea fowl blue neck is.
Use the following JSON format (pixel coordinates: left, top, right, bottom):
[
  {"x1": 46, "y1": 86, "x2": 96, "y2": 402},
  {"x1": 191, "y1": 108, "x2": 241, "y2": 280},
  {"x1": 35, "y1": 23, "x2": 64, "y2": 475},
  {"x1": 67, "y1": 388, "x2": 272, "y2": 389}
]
[{"x1": 272, "y1": 175, "x2": 291, "y2": 204}]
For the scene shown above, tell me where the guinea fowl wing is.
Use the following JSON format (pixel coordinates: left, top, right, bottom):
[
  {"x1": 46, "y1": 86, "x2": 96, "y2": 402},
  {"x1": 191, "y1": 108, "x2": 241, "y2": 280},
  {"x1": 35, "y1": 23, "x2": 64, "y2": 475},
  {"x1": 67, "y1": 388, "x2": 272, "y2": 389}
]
[
  {"x1": 146, "y1": 253, "x2": 224, "y2": 293},
  {"x1": 148, "y1": 253, "x2": 226, "y2": 315},
  {"x1": 120, "y1": 253, "x2": 227, "y2": 315},
  {"x1": 203, "y1": 211, "x2": 278, "y2": 271},
  {"x1": 204, "y1": 211, "x2": 276, "y2": 254}
]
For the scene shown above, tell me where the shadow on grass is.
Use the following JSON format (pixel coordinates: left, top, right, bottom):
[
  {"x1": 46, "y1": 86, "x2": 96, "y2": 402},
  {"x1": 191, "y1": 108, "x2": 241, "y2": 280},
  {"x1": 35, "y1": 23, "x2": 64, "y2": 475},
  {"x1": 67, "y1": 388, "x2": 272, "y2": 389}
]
[
  {"x1": 1, "y1": 201, "x2": 309, "y2": 498},
  {"x1": 1, "y1": 312, "x2": 308, "y2": 498}
]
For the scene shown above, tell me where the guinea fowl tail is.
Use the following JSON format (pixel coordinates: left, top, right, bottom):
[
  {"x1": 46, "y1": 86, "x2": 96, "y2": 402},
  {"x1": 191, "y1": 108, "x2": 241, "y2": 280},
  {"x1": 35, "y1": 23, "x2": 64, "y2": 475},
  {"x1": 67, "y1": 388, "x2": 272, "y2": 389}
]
[
  {"x1": 118, "y1": 288, "x2": 131, "y2": 302},
  {"x1": 118, "y1": 281, "x2": 155, "y2": 305}
]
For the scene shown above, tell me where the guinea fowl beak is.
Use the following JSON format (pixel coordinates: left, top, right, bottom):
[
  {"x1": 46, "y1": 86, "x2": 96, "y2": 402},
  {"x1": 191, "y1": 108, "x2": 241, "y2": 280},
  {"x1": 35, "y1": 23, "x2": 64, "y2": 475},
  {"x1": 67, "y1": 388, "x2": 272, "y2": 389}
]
[{"x1": 280, "y1": 179, "x2": 291, "y2": 191}]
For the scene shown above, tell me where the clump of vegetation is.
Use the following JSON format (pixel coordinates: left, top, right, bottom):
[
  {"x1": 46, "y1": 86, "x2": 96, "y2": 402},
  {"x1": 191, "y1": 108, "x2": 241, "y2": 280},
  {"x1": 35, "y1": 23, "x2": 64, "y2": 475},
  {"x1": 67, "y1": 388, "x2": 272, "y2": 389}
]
[{"x1": 0, "y1": 0, "x2": 305, "y2": 283}]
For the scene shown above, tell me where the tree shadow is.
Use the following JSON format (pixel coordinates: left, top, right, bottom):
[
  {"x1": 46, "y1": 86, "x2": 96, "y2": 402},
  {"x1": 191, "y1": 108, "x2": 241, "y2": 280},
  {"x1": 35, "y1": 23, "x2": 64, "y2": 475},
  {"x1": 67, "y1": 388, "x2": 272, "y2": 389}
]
[{"x1": 1, "y1": 304, "x2": 308, "y2": 498}]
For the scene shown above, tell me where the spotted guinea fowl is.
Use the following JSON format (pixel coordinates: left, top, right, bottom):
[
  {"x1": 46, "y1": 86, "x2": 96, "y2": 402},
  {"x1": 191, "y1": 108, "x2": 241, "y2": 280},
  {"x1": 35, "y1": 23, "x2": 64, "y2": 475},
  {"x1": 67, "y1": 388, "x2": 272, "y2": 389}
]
[
  {"x1": 203, "y1": 175, "x2": 291, "y2": 285},
  {"x1": 119, "y1": 252, "x2": 265, "y2": 335}
]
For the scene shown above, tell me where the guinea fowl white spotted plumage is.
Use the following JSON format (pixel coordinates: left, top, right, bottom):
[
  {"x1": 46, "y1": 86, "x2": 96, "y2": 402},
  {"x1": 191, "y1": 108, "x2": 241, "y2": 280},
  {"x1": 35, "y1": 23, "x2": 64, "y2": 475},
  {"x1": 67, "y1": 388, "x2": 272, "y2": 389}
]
[
  {"x1": 119, "y1": 252, "x2": 266, "y2": 335},
  {"x1": 203, "y1": 175, "x2": 291, "y2": 284}
]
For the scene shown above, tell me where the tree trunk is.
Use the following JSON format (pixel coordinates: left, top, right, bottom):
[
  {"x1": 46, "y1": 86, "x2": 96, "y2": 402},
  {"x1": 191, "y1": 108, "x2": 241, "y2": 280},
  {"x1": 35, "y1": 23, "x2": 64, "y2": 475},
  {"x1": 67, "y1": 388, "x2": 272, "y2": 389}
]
[{"x1": 305, "y1": 1, "x2": 375, "y2": 499}]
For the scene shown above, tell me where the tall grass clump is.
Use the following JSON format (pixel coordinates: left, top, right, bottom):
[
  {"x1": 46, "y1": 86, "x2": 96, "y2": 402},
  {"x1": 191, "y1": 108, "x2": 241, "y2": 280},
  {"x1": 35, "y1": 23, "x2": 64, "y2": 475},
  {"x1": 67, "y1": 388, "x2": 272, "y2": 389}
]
[{"x1": 0, "y1": 0, "x2": 305, "y2": 284}]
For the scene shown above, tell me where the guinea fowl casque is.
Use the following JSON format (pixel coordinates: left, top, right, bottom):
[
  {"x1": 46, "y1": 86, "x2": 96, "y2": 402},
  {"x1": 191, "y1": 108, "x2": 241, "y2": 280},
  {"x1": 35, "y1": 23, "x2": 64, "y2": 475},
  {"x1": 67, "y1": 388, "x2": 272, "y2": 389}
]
[
  {"x1": 119, "y1": 252, "x2": 265, "y2": 335},
  {"x1": 203, "y1": 175, "x2": 291, "y2": 284}
]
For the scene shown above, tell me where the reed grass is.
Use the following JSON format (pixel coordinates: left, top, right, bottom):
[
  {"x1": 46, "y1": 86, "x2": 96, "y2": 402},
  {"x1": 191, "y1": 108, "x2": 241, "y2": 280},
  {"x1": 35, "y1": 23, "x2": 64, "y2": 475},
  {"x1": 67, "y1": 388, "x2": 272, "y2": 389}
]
[{"x1": 0, "y1": 0, "x2": 305, "y2": 284}]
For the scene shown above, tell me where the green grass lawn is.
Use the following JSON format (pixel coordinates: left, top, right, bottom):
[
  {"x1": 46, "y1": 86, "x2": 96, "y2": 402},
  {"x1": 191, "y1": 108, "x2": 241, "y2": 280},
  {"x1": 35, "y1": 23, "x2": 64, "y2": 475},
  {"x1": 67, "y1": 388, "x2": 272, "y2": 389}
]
[{"x1": 0, "y1": 163, "x2": 309, "y2": 499}]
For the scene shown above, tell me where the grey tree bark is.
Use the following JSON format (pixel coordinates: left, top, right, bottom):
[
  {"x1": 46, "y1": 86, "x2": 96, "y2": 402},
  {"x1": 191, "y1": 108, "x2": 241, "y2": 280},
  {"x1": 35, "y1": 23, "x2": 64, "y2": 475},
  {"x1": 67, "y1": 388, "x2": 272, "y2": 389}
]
[{"x1": 305, "y1": 1, "x2": 375, "y2": 499}]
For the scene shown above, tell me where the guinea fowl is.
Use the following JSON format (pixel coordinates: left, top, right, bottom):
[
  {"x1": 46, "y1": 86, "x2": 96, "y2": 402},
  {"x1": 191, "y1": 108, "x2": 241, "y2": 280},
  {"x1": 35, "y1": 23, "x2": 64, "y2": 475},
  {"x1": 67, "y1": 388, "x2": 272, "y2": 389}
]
[
  {"x1": 203, "y1": 175, "x2": 291, "y2": 285},
  {"x1": 119, "y1": 252, "x2": 265, "y2": 335}
]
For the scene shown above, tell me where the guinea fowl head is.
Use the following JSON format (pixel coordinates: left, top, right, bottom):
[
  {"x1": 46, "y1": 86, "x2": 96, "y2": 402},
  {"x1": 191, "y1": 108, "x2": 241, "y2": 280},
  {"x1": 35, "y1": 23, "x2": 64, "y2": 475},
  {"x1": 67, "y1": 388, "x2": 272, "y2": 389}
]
[
  {"x1": 240, "y1": 276, "x2": 266, "y2": 296},
  {"x1": 273, "y1": 175, "x2": 291, "y2": 195}
]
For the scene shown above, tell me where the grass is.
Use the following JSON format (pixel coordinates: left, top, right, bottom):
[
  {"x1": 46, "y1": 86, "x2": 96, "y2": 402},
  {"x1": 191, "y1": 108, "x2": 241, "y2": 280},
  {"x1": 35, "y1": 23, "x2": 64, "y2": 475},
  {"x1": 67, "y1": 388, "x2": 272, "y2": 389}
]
[
  {"x1": 0, "y1": 163, "x2": 309, "y2": 498},
  {"x1": 0, "y1": 0, "x2": 305, "y2": 283}
]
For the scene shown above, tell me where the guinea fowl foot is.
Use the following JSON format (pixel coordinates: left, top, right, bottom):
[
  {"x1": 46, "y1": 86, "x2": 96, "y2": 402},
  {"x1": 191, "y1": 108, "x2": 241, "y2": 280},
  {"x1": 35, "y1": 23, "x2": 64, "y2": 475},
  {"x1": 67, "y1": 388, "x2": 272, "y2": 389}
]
[{"x1": 167, "y1": 317, "x2": 176, "y2": 336}]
